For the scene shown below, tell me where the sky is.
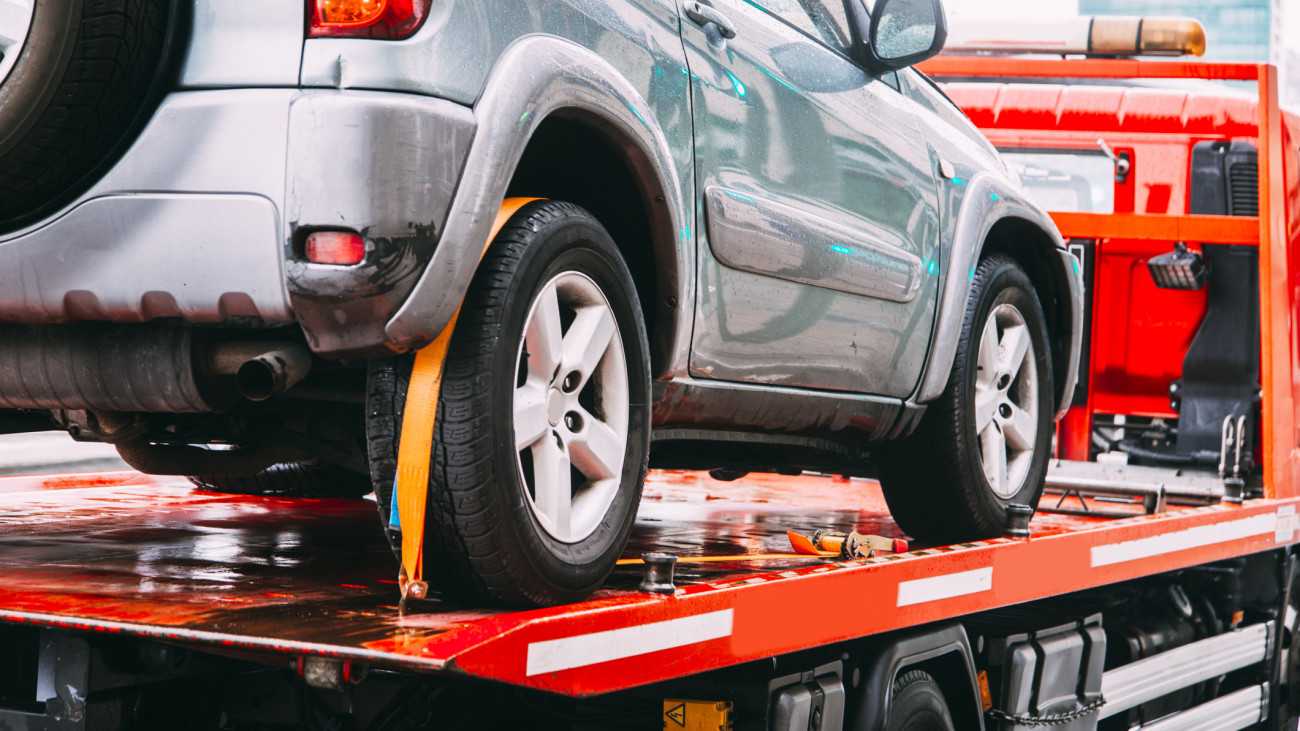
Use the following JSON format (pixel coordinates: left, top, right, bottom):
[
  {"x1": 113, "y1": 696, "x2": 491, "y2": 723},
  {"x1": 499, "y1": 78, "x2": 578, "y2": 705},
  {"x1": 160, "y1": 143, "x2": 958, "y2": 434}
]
[{"x1": 944, "y1": 0, "x2": 1079, "y2": 21}]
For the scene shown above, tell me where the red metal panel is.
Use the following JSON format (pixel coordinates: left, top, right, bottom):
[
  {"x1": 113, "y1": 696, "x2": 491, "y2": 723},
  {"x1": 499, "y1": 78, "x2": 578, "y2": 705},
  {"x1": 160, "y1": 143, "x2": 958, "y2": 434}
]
[
  {"x1": 445, "y1": 500, "x2": 1295, "y2": 695},
  {"x1": 918, "y1": 57, "x2": 1261, "y2": 82},
  {"x1": 1051, "y1": 213, "x2": 1259, "y2": 244},
  {"x1": 1254, "y1": 66, "x2": 1299, "y2": 498},
  {"x1": 941, "y1": 84, "x2": 1259, "y2": 138},
  {"x1": 0, "y1": 471, "x2": 1294, "y2": 696}
]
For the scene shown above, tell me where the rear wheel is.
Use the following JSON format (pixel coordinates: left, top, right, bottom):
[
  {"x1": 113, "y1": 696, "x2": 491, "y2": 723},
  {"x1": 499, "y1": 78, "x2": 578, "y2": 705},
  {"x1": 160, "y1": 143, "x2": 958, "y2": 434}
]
[
  {"x1": 188, "y1": 463, "x2": 372, "y2": 499},
  {"x1": 367, "y1": 200, "x2": 650, "y2": 607},
  {"x1": 879, "y1": 255, "x2": 1053, "y2": 541}
]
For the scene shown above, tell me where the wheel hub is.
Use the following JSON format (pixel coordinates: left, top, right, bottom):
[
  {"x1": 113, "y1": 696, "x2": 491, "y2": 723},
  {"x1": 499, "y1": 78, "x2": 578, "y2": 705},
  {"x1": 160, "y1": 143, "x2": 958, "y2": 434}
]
[
  {"x1": 973, "y1": 302, "x2": 1039, "y2": 499},
  {"x1": 547, "y1": 388, "x2": 565, "y2": 427},
  {"x1": 0, "y1": 0, "x2": 36, "y2": 87},
  {"x1": 513, "y1": 271, "x2": 629, "y2": 543}
]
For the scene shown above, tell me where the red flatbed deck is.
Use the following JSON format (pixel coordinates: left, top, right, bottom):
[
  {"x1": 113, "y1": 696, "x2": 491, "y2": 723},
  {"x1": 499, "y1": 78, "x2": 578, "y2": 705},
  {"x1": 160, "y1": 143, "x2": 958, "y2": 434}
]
[{"x1": 0, "y1": 468, "x2": 1295, "y2": 696}]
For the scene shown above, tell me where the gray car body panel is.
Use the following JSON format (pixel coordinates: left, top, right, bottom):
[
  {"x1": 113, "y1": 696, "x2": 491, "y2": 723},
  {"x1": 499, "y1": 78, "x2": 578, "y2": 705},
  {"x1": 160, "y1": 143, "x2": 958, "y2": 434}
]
[
  {"x1": 704, "y1": 186, "x2": 923, "y2": 304},
  {"x1": 380, "y1": 31, "x2": 693, "y2": 371},
  {"x1": 680, "y1": 1, "x2": 943, "y2": 397},
  {"x1": 285, "y1": 91, "x2": 476, "y2": 356},
  {"x1": 181, "y1": 0, "x2": 304, "y2": 87},
  {"x1": 0, "y1": 90, "x2": 297, "y2": 324},
  {"x1": 0, "y1": 87, "x2": 477, "y2": 340},
  {"x1": 899, "y1": 69, "x2": 1082, "y2": 416}
]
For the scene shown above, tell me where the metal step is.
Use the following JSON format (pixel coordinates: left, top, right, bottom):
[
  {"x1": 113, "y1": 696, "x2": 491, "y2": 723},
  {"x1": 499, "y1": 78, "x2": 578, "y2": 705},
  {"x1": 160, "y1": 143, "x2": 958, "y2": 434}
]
[
  {"x1": 1098, "y1": 623, "x2": 1270, "y2": 719},
  {"x1": 1137, "y1": 684, "x2": 1268, "y2": 731}
]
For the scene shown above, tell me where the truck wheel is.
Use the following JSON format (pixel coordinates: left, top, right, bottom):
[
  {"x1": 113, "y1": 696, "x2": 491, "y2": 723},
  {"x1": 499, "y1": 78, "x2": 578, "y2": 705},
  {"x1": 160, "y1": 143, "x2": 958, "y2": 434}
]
[
  {"x1": 367, "y1": 200, "x2": 650, "y2": 607},
  {"x1": 879, "y1": 255, "x2": 1052, "y2": 541},
  {"x1": 188, "y1": 463, "x2": 372, "y2": 499},
  {"x1": 1279, "y1": 577, "x2": 1300, "y2": 723},
  {"x1": 0, "y1": 0, "x2": 173, "y2": 229},
  {"x1": 885, "y1": 670, "x2": 955, "y2": 731}
]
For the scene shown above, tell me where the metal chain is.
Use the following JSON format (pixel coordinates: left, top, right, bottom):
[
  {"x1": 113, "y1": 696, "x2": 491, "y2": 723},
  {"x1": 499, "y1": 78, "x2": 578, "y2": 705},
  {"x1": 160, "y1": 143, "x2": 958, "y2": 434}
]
[{"x1": 985, "y1": 695, "x2": 1106, "y2": 727}]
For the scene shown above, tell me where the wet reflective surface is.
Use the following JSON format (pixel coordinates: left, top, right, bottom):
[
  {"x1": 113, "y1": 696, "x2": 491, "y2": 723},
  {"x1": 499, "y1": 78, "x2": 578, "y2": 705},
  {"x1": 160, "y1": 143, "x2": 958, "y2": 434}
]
[{"x1": 0, "y1": 469, "x2": 1111, "y2": 671}]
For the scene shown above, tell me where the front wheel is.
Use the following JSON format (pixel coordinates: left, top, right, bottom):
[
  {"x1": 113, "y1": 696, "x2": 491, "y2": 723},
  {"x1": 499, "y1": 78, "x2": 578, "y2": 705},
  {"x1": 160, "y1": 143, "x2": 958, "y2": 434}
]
[
  {"x1": 367, "y1": 200, "x2": 650, "y2": 607},
  {"x1": 879, "y1": 255, "x2": 1053, "y2": 542}
]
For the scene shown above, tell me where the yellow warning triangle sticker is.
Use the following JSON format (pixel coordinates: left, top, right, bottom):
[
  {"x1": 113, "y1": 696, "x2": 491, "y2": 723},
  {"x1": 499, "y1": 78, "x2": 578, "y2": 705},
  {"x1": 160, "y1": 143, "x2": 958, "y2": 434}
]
[{"x1": 665, "y1": 702, "x2": 687, "y2": 727}]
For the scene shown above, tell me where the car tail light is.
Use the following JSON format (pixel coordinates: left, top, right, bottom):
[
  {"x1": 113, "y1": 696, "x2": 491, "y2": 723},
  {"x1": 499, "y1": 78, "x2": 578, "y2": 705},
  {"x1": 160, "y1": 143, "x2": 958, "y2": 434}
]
[
  {"x1": 305, "y1": 231, "x2": 367, "y2": 265},
  {"x1": 309, "y1": 0, "x2": 430, "y2": 39}
]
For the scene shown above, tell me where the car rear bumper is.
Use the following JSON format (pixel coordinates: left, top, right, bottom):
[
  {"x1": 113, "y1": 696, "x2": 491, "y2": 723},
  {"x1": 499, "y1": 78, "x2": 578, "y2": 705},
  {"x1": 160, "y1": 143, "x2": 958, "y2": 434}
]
[{"x1": 0, "y1": 88, "x2": 475, "y2": 357}]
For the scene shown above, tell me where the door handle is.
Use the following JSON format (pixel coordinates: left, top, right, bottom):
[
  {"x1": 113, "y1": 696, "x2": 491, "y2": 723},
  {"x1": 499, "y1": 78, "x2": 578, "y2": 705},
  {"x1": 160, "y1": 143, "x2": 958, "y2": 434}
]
[{"x1": 684, "y1": 1, "x2": 737, "y2": 39}]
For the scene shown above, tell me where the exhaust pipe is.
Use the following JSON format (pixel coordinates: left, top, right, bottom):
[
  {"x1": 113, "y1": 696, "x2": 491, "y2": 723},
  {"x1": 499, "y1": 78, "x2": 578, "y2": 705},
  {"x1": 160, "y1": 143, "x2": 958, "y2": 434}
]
[{"x1": 208, "y1": 342, "x2": 313, "y2": 401}]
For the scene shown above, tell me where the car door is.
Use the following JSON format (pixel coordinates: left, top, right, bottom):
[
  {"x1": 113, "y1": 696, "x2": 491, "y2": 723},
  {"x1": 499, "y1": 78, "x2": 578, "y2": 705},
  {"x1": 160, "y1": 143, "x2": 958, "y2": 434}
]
[{"x1": 680, "y1": 0, "x2": 942, "y2": 397}]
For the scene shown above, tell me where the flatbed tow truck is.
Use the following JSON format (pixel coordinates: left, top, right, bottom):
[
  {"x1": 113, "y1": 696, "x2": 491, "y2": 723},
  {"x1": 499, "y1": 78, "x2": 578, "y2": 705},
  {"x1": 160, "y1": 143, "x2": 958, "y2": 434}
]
[{"x1": 2, "y1": 39, "x2": 1299, "y2": 731}]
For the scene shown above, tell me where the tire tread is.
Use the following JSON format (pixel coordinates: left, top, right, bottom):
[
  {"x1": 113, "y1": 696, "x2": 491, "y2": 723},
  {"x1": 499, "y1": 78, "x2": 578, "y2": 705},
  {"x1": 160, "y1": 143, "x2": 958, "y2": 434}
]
[{"x1": 879, "y1": 255, "x2": 1052, "y2": 542}]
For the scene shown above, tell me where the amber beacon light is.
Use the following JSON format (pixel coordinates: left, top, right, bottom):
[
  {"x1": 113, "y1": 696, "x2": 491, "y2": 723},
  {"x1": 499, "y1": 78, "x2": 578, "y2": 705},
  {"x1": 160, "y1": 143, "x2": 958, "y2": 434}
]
[
  {"x1": 310, "y1": 0, "x2": 430, "y2": 39},
  {"x1": 944, "y1": 16, "x2": 1207, "y2": 57}
]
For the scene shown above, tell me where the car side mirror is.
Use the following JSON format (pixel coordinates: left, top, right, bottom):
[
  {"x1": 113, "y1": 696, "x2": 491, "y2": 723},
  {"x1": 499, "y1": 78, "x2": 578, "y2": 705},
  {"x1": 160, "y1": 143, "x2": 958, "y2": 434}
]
[{"x1": 862, "y1": 0, "x2": 947, "y2": 71}]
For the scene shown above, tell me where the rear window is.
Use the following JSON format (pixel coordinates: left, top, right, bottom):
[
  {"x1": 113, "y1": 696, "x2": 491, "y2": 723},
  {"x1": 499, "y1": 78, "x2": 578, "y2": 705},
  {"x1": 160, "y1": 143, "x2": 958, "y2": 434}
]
[{"x1": 1000, "y1": 150, "x2": 1115, "y2": 214}]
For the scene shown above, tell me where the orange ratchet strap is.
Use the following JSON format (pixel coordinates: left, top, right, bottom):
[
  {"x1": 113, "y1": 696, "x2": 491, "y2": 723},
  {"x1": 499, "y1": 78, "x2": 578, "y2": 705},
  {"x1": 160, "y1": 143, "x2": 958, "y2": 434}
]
[{"x1": 395, "y1": 197, "x2": 542, "y2": 602}]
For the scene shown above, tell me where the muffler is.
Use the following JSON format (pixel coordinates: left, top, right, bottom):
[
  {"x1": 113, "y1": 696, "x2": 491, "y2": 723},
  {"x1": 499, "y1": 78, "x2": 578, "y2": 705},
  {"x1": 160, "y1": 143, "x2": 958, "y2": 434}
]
[
  {"x1": 0, "y1": 324, "x2": 220, "y2": 412},
  {"x1": 0, "y1": 325, "x2": 314, "y2": 412}
]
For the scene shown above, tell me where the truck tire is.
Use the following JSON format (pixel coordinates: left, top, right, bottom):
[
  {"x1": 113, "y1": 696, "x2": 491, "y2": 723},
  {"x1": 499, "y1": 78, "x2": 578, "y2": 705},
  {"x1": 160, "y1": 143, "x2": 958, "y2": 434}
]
[
  {"x1": 0, "y1": 0, "x2": 172, "y2": 229},
  {"x1": 188, "y1": 463, "x2": 373, "y2": 499},
  {"x1": 879, "y1": 255, "x2": 1052, "y2": 542},
  {"x1": 367, "y1": 200, "x2": 651, "y2": 607},
  {"x1": 885, "y1": 671, "x2": 956, "y2": 731}
]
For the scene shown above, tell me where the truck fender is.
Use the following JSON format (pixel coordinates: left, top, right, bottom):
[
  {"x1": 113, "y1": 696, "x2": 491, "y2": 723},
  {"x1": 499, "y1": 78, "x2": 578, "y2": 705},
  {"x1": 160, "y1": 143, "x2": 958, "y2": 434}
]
[
  {"x1": 383, "y1": 34, "x2": 687, "y2": 354},
  {"x1": 850, "y1": 622, "x2": 985, "y2": 731},
  {"x1": 915, "y1": 172, "x2": 1083, "y2": 419}
]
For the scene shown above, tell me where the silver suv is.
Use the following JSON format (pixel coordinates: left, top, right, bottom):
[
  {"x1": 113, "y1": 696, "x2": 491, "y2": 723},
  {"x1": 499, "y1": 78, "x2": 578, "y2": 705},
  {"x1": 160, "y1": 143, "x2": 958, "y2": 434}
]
[{"x1": 0, "y1": 0, "x2": 1082, "y2": 605}]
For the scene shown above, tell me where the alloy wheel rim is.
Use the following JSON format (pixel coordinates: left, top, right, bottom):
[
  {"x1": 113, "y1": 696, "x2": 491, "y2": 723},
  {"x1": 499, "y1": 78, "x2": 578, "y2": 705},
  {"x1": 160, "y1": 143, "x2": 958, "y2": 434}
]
[
  {"x1": 0, "y1": 0, "x2": 36, "y2": 87},
  {"x1": 973, "y1": 303, "x2": 1039, "y2": 499},
  {"x1": 513, "y1": 271, "x2": 628, "y2": 543}
]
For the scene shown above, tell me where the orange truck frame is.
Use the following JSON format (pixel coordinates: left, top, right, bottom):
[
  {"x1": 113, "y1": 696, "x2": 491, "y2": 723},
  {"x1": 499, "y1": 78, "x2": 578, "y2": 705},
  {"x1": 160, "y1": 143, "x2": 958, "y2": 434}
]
[{"x1": 0, "y1": 55, "x2": 1296, "y2": 731}]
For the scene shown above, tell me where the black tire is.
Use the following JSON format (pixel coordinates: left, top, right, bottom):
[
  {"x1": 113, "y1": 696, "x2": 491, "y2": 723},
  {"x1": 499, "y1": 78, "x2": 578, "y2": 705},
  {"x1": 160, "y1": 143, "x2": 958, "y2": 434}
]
[
  {"x1": 0, "y1": 0, "x2": 173, "y2": 228},
  {"x1": 367, "y1": 200, "x2": 651, "y2": 607},
  {"x1": 188, "y1": 463, "x2": 373, "y2": 499},
  {"x1": 885, "y1": 670, "x2": 956, "y2": 731},
  {"x1": 879, "y1": 255, "x2": 1053, "y2": 541},
  {"x1": 1277, "y1": 566, "x2": 1300, "y2": 726}
]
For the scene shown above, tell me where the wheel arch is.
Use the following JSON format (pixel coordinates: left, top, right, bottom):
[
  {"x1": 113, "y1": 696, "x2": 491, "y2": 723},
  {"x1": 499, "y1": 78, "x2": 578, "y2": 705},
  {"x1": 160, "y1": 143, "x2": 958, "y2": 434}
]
[
  {"x1": 850, "y1": 622, "x2": 985, "y2": 731},
  {"x1": 505, "y1": 110, "x2": 678, "y2": 379},
  {"x1": 384, "y1": 35, "x2": 690, "y2": 380},
  {"x1": 915, "y1": 173, "x2": 1082, "y2": 419},
  {"x1": 979, "y1": 217, "x2": 1081, "y2": 420}
]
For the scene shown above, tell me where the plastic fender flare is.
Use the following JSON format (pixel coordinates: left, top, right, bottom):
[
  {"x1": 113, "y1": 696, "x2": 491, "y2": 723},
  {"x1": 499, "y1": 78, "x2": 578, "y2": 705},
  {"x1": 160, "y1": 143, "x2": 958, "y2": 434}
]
[
  {"x1": 851, "y1": 622, "x2": 985, "y2": 731},
  {"x1": 384, "y1": 34, "x2": 688, "y2": 358},
  {"x1": 914, "y1": 172, "x2": 1081, "y2": 419}
]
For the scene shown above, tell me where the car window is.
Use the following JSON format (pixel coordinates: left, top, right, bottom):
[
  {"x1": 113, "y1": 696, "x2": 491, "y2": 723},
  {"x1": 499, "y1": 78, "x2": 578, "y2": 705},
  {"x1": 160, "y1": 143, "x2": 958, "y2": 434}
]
[
  {"x1": 759, "y1": 0, "x2": 853, "y2": 53},
  {"x1": 798, "y1": 0, "x2": 853, "y2": 49},
  {"x1": 1000, "y1": 150, "x2": 1116, "y2": 213}
]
